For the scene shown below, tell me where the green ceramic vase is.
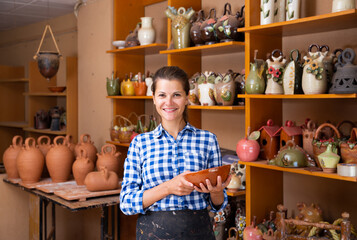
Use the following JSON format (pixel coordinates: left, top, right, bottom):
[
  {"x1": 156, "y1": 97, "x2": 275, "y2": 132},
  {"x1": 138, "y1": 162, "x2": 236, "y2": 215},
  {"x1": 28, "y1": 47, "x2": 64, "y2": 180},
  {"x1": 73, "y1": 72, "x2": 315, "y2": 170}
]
[{"x1": 245, "y1": 62, "x2": 265, "y2": 94}]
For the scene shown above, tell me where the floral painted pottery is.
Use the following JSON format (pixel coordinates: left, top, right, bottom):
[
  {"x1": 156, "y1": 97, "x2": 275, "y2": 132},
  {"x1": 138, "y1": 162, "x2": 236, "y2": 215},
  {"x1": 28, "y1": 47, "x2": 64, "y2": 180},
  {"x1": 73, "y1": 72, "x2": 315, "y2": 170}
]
[
  {"x1": 106, "y1": 72, "x2": 120, "y2": 96},
  {"x1": 274, "y1": 0, "x2": 285, "y2": 22},
  {"x1": 84, "y1": 166, "x2": 119, "y2": 192},
  {"x1": 189, "y1": 10, "x2": 205, "y2": 46},
  {"x1": 198, "y1": 72, "x2": 216, "y2": 106},
  {"x1": 332, "y1": 0, "x2": 355, "y2": 12},
  {"x1": 268, "y1": 140, "x2": 308, "y2": 168},
  {"x1": 302, "y1": 44, "x2": 328, "y2": 94},
  {"x1": 17, "y1": 137, "x2": 44, "y2": 183},
  {"x1": 125, "y1": 24, "x2": 140, "y2": 48},
  {"x1": 258, "y1": 119, "x2": 280, "y2": 160},
  {"x1": 215, "y1": 3, "x2": 245, "y2": 42},
  {"x1": 96, "y1": 144, "x2": 121, "y2": 176},
  {"x1": 340, "y1": 128, "x2": 357, "y2": 164},
  {"x1": 75, "y1": 133, "x2": 98, "y2": 164},
  {"x1": 214, "y1": 71, "x2": 236, "y2": 106},
  {"x1": 188, "y1": 72, "x2": 200, "y2": 105},
  {"x1": 145, "y1": 71, "x2": 153, "y2": 96},
  {"x1": 200, "y1": 8, "x2": 218, "y2": 45},
  {"x1": 183, "y1": 164, "x2": 231, "y2": 187},
  {"x1": 138, "y1": 17, "x2": 155, "y2": 45},
  {"x1": 165, "y1": 6, "x2": 195, "y2": 49},
  {"x1": 265, "y1": 49, "x2": 286, "y2": 94},
  {"x1": 245, "y1": 62, "x2": 265, "y2": 94},
  {"x1": 317, "y1": 143, "x2": 340, "y2": 173},
  {"x1": 282, "y1": 49, "x2": 303, "y2": 95},
  {"x1": 260, "y1": 0, "x2": 274, "y2": 25},
  {"x1": 3, "y1": 135, "x2": 23, "y2": 179},
  {"x1": 286, "y1": 0, "x2": 301, "y2": 21},
  {"x1": 120, "y1": 74, "x2": 135, "y2": 96},
  {"x1": 302, "y1": 120, "x2": 317, "y2": 157},
  {"x1": 37, "y1": 135, "x2": 51, "y2": 156},
  {"x1": 46, "y1": 136, "x2": 74, "y2": 182},
  {"x1": 72, "y1": 147, "x2": 94, "y2": 185},
  {"x1": 133, "y1": 72, "x2": 147, "y2": 96}
]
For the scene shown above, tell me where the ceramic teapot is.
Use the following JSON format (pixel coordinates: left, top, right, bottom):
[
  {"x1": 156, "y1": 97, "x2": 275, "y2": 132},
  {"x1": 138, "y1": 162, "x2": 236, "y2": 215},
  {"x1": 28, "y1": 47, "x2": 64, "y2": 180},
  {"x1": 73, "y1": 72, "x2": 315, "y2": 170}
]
[
  {"x1": 96, "y1": 144, "x2": 121, "y2": 176},
  {"x1": 3, "y1": 135, "x2": 23, "y2": 179},
  {"x1": 197, "y1": 72, "x2": 216, "y2": 106},
  {"x1": 265, "y1": 49, "x2": 286, "y2": 94},
  {"x1": 215, "y1": 3, "x2": 245, "y2": 42},
  {"x1": 133, "y1": 72, "x2": 147, "y2": 96},
  {"x1": 72, "y1": 146, "x2": 94, "y2": 185},
  {"x1": 190, "y1": 10, "x2": 205, "y2": 46},
  {"x1": 268, "y1": 140, "x2": 308, "y2": 167},
  {"x1": 214, "y1": 70, "x2": 236, "y2": 106},
  {"x1": 125, "y1": 23, "x2": 140, "y2": 48},
  {"x1": 188, "y1": 72, "x2": 201, "y2": 105},
  {"x1": 200, "y1": 8, "x2": 218, "y2": 45},
  {"x1": 84, "y1": 166, "x2": 119, "y2": 192},
  {"x1": 75, "y1": 133, "x2": 98, "y2": 163},
  {"x1": 282, "y1": 49, "x2": 303, "y2": 95}
]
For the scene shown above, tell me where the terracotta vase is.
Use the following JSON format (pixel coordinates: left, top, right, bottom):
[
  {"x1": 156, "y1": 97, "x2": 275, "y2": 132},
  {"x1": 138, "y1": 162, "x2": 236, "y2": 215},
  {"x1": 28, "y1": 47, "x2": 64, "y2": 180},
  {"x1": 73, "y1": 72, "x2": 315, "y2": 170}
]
[
  {"x1": 133, "y1": 72, "x2": 147, "y2": 96},
  {"x1": 37, "y1": 135, "x2": 51, "y2": 156},
  {"x1": 66, "y1": 134, "x2": 76, "y2": 155},
  {"x1": 46, "y1": 136, "x2": 74, "y2": 182},
  {"x1": 96, "y1": 144, "x2": 121, "y2": 176},
  {"x1": 84, "y1": 167, "x2": 119, "y2": 192},
  {"x1": 3, "y1": 135, "x2": 23, "y2": 179},
  {"x1": 17, "y1": 137, "x2": 44, "y2": 183},
  {"x1": 72, "y1": 147, "x2": 94, "y2": 185},
  {"x1": 75, "y1": 134, "x2": 98, "y2": 164}
]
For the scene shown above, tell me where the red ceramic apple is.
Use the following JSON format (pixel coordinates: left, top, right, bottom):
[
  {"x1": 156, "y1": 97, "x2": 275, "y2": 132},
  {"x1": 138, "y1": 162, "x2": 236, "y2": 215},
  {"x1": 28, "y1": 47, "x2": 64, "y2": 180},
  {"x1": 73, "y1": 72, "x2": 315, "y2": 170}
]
[
  {"x1": 130, "y1": 132, "x2": 139, "y2": 142},
  {"x1": 243, "y1": 223, "x2": 263, "y2": 240},
  {"x1": 236, "y1": 127, "x2": 260, "y2": 162}
]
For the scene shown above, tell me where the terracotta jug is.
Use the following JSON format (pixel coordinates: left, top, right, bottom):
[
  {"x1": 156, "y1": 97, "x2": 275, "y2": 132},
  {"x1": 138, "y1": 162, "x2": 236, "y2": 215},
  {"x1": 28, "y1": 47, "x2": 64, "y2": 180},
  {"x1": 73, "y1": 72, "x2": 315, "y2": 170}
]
[
  {"x1": 37, "y1": 135, "x2": 51, "y2": 156},
  {"x1": 133, "y1": 72, "x2": 147, "y2": 96},
  {"x1": 75, "y1": 134, "x2": 98, "y2": 163},
  {"x1": 72, "y1": 147, "x2": 94, "y2": 185},
  {"x1": 84, "y1": 167, "x2": 119, "y2": 192},
  {"x1": 66, "y1": 134, "x2": 76, "y2": 155},
  {"x1": 96, "y1": 144, "x2": 121, "y2": 176},
  {"x1": 17, "y1": 137, "x2": 44, "y2": 183},
  {"x1": 46, "y1": 136, "x2": 74, "y2": 182},
  {"x1": 3, "y1": 135, "x2": 23, "y2": 179}
]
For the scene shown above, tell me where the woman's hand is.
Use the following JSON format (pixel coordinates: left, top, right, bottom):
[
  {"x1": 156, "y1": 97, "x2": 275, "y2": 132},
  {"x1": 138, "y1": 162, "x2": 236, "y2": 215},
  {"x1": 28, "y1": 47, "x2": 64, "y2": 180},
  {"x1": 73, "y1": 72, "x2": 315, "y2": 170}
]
[
  {"x1": 194, "y1": 174, "x2": 232, "y2": 194},
  {"x1": 165, "y1": 171, "x2": 195, "y2": 196}
]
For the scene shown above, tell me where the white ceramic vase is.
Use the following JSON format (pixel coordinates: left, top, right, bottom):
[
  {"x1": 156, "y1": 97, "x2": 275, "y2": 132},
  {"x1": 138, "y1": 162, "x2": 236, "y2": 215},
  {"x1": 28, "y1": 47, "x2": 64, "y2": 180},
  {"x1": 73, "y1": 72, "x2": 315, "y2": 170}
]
[
  {"x1": 198, "y1": 83, "x2": 215, "y2": 106},
  {"x1": 138, "y1": 17, "x2": 155, "y2": 45},
  {"x1": 274, "y1": 0, "x2": 286, "y2": 22},
  {"x1": 302, "y1": 51, "x2": 327, "y2": 94},
  {"x1": 286, "y1": 0, "x2": 301, "y2": 21},
  {"x1": 265, "y1": 53, "x2": 287, "y2": 94},
  {"x1": 260, "y1": 0, "x2": 275, "y2": 25},
  {"x1": 332, "y1": 0, "x2": 355, "y2": 12}
]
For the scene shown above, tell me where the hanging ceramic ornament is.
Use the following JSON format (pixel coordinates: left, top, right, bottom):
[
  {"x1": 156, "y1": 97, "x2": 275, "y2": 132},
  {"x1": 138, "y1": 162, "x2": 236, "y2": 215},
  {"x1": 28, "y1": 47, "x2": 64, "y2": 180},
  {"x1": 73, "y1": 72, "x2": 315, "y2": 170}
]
[
  {"x1": 265, "y1": 49, "x2": 286, "y2": 94},
  {"x1": 282, "y1": 49, "x2": 303, "y2": 95}
]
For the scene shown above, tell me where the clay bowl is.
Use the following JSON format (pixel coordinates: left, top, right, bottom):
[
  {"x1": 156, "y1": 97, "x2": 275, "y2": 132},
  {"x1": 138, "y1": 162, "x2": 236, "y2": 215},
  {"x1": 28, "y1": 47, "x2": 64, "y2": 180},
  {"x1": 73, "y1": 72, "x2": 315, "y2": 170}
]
[
  {"x1": 184, "y1": 164, "x2": 231, "y2": 187},
  {"x1": 112, "y1": 40, "x2": 126, "y2": 49},
  {"x1": 48, "y1": 86, "x2": 66, "y2": 93}
]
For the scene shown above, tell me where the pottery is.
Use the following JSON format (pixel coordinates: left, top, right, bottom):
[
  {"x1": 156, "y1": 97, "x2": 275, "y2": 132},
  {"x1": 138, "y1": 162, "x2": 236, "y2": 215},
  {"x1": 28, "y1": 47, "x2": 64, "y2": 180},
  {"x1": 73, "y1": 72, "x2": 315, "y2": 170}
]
[
  {"x1": 96, "y1": 144, "x2": 121, "y2": 176},
  {"x1": 36, "y1": 51, "x2": 61, "y2": 81},
  {"x1": 37, "y1": 135, "x2": 51, "y2": 156},
  {"x1": 72, "y1": 147, "x2": 94, "y2": 185},
  {"x1": 75, "y1": 134, "x2": 98, "y2": 163},
  {"x1": 200, "y1": 8, "x2": 218, "y2": 45},
  {"x1": 46, "y1": 136, "x2": 75, "y2": 182},
  {"x1": 260, "y1": 0, "x2": 274, "y2": 25},
  {"x1": 245, "y1": 62, "x2": 266, "y2": 94},
  {"x1": 332, "y1": 0, "x2": 355, "y2": 12},
  {"x1": 340, "y1": 128, "x2": 357, "y2": 164},
  {"x1": 106, "y1": 72, "x2": 120, "y2": 96},
  {"x1": 66, "y1": 134, "x2": 76, "y2": 155},
  {"x1": 197, "y1": 72, "x2": 216, "y2": 106},
  {"x1": 125, "y1": 24, "x2": 140, "y2": 48},
  {"x1": 84, "y1": 167, "x2": 119, "y2": 192},
  {"x1": 188, "y1": 72, "x2": 200, "y2": 105},
  {"x1": 234, "y1": 70, "x2": 246, "y2": 105},
  {"x1": 274, "y1": 0, "x2": 285, "y2": 23},
  {"x1": 133, "y1": 72, "x2": 147, "y2": 96},
  {"x1": 120, "y1": 74, "x2": 135, "y2": 96},
  {"x1": 190, "y1": 10, "x2": 205, "y2": 46},
  {"x1": 268, "y1": 140, "x2": 308, "y2": 168},
  {"x1": 302, "y1": 120, "x2": 317, "y2": 157},
  {"x1": 214, "y1": 71, "x2": 236, "y2": 106},
  {"x1": 226, "y1": 174, "x2": 242, "y2": 192},
  {"x1": 138, "y1": 17, "x2": 155, "y2": 45},
  {"x1": 17, "y1": 137, "x2": 44, "y2": 183},
  {"x1": 48, "y1": 86, "x2": 66, "y2": 93},
  {"x1": 265, "y1": 49, "x2": 286, "y2": 94},
  {"x1": 183, "y1": 164, "x2": 231, "y2": 187},
  {"x1": 258, "y1": 119, "x2": 280, "y2": 160},
  {"x1": 286, "y1": 0, "x2": 301, "y2": 21},
  {"x1": 3, "y1": 135, "x2": 23, "y2": 179},
  {"x1": 112, "y1": 40, "x2": 125, "y2": 49},
  {"x1": 236, "y1": 128, "x2": 260, "y2": 162},
  {"x1": 215, "y1": 3, "x2": 245, "y2": 42},
  {"x1": 282, "y1": 49, "x2": 303, "y2": 95},
  {"x1": 318, "y1": 143, "x2": 340, "y2": 173},
  {"x1": 145, "y1": 71, "x2": 153, "y2": 96},
  {"x1": 276, "y1": 120, "x2": 303, "y2": 149}
]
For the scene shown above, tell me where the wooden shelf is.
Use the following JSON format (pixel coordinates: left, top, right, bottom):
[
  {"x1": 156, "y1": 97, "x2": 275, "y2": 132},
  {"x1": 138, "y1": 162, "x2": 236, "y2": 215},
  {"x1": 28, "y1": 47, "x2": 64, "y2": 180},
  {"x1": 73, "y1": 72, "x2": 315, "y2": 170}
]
[
  {"x1": 160, "y1": 41, "x2": 245, "y2": 56},
  {"x1": 238, "y1": 94, "x2": 357, "y2": 99},
  {"x1": 227, "y1": 190, "x2": 246, "y2": 197},
  {"x1": 24, "y1": 92, "x2": 66, "y2": 97},
  {"x1": 240, "y1": 160, "x2": 357, "y2": 182},
  {"x1": 0, "y1": 121, "x2": 28, "y2": 128},
  {"x1": 106, "y1": 43, "x2": 167, "y2": 55},
  {"x1": 0, "y1": 78, "x2": 29, "y2": 83},
  {"x1": 106, "y1": 141, "x2": 130, "y2": 148},
  {"x1": 106, "y1": 96, "x2": 152, "y2": 99},
  {"x1": 188, "y1": 105, "x2": 245, "y2": 110},
  {"x1": 23, "y1": 127, "x2": 66, "y2": 135},
  {"x1": 239, "y1": 9, "x2": 357, "y2": 36}
]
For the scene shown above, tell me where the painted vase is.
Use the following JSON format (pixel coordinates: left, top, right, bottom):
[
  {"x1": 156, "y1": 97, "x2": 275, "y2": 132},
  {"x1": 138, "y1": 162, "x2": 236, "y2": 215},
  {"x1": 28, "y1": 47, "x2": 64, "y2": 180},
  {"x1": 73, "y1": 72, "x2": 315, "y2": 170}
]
[
  {"x1": 260, "y1": 0, "x2": 274, "y2": 25},
  {"x1": 75, "y1": 133, "x2": 98, "y2": 164},
  {"x1": 72, "y1": 147, "x2": 94, "y2": 185},
  {"x1": 200, "y1": 8, "x2": 218, "y2": 45},
  {"x1": 84, "y1": 166, "x2": 119, "y2": 192},
  {"x1": 190, "y1": 10, "x2": 205, "y2": 46},
  {"x1": 96, "y1": 144, "x2": 121, "y2": 176},
  {"x1": 197, "y1": 72, "x2": 216, "y2": 106},
  {"x1": 17, "y1": 137, "x2": 44, "y2": 183},
  {"x1": 265, "y1": 49, "x2": 286, "y2": 94},
  {"x1": 245, "y1": 62, "x2": 265, "y2": 94},
  {"x1": 332, "y1": 0, "x2": 355, "y2": 12},
  {"x1": 286, "y1": 0, "x2": 301, "y2": 21},
  {"x1": 318, "y1": 144, "x2": 340, "y2": 173},
  {"x1": 138, "y1": 17, "x2": 155, "y2": 45},
  {"x1": 215, "y1": 3, "x2": 245, "y2": 42},
  {"x1": 283, "y1": 49, "x2": 303, "y2": 95},
  {"x1": 3, "y1": 135, "x2": 23, "y2": 179},
  {"x1": 274, "y1": 0, "x2": 286, "y2": 22},
  {"x1": 165, "y1": 6, "x2": 195, "y2": 49}
]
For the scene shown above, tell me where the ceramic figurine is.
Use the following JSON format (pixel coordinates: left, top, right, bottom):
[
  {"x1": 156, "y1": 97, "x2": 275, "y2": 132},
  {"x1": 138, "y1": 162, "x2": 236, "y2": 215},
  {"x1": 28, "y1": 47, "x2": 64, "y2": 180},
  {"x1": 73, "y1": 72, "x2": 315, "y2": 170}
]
[
  {"x1": 188, "y1": 72, "x2": 201, "y2": 105},
  {"x1": 282, "y1": 49, "x2": 303, "y2": 95},
  {"x1": 265, "y1": 49, "x2": 286, "y2": 94},
  {"x1": 214, "y1": 70, "x2": 236, "y2": 106},
  {"x1": 286, "y1": 0, "x2": 301, "y2": 21},
  {"x1": 332, "y1": 0, "x2": 355, "y2": 12},
  {"x1": 302, "y1": 44, "x2": 328, "y2": 94},
  {"x1": 275, "y1": 120, "x2": 303, "y2": 149},
  {"x1": 294, "y1": 203, "x2": 323, "y2": 236},
  {"x1": 215, "y1": 3, "x2": 245, "y2": 42},
  {"x1": 145, "y1": 71, "x2": 153, "y2": 96},
  {"x1": 258, "y1": 119, "x2": 280, "y2": 160},
  {"x1": 200, "y1": 8, "x2": 218, "y2": 45},
  {"x1": 165, "y1": 6, "x2": 195, "y2": 49},
  {"x1": 230, "y1": 162, "x2": 246, "y2": 190},
  {"x1": 138, "y1": 17, "x2": 155, "y2": 45},
  {"x1": 125, "y1": 23, "x2": 140, "y2": 48},
  {"x1": 268, "y1": 140, "x2": 308, "y2": 167},
  {"x1": 198, "y1": 72, "x2": 216, "y2": 106},
  {"x1": 190, "y1": 10, "x2": 205, "y2": 46},
  {"x1": 274, "y1": 0, "x2": 285, "y2": 22},
  {"x1": 260, "y1": 0, "x2": 274, "y2": 25},
  {"x1": 3, "y1": 135, "x2": 23, "y2": 179}
]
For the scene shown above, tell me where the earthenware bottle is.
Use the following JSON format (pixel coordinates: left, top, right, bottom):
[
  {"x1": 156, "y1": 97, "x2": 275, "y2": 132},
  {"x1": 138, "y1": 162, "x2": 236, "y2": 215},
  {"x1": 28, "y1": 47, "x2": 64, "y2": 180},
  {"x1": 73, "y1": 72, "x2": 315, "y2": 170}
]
[
  {"x1": 190, "y1": 10, "x2": 205, "y2": 46},
  {"x1": 17, "y1": 137, "x2": 44, "y2": 183},
  {"x1": 75, "y1": 133, "x2": 98, "y2": 163},
  {"x1": 3, "y1": 135, "x2": 23, "y2": 179},
  {"x1": 286, "y1": 0, "x2": 301, "y2": 21},
  {"x1": 245, "y1": 62, "x2": 265, "y2": 94},
  {"x1": 84, "y1": 166, "x2": 119, "y2": 192},
  {"x1": 332, "y1": 0, "x2": 355, "y2": 12},
  {"x1": 265, "y1": 49, "x2": 286, "y2": 94},
  {"x1": 72, "y1": 147, "x2": 94, "y2": 185},
  {"x1": 317, "y1": 143, "x2": 340, "y2": 173},
  {"x1": 260, "y1": 0, "x2": 274, "y2": 25},
  {"x1": 66, "y1": 134, "x2": 76, "y2": 155},
  {"x1": 37, "y1": 135, "x2": 51, "y2": 156},
  {"x1": 96, "y1": 144, "x2": 121, "y2": 176},
  {"x1": 46, "y1": 136, "x2": 74, "y2": 182},
  {"x1": 138, "y1": 17, "x2": 155, "y2": 45}
]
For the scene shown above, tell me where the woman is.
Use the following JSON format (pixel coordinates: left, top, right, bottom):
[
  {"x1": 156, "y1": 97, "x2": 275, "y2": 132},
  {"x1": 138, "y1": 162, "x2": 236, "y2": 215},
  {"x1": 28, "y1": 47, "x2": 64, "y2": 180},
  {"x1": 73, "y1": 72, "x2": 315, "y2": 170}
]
[{"x1": 120, "y1": 66, "x2": 231, "y2": 239}]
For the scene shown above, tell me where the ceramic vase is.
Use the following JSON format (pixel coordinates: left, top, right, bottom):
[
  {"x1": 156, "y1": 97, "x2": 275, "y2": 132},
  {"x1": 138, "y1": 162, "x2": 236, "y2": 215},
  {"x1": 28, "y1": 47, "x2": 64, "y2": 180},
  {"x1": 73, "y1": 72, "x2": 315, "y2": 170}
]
[
  {"x1": 106, "y1": 77, "x2": 120, "y2": 96},
  {"x1": 46, "y1": 136, "x2": 74, "y2": 182},
  {"x1": 317, "y1": 144, "x2": 340, "y2": 173},
  {"x1": 332, "y1": 0, "x2": 355, "y2": 12},
  {"x1": 3, "y1": 135, "x2": 23, "y2": 179},
  {"x1": 245, "y1": 62, "x2": 265, "y2": 94},
  {"x1": 138, "y1": 17, "x2": 155, "y2": 45},
  {"x1": 17, "y1": 137, "x2": 44, "y2": 183},
  {"x1": 66, "y1": 134, "x2": 76, "y2": 155},
  {"x1": 200, "y1": 8, "x2": 218, "y2": 45},
  {"x1": 283, "y1": 49, "x2": 303, "y2": 95},
  {"x1": 84, "y1": 167, "x2": 119, "y2": 192},
  {"x1": 96, "y1": 144, "x2": 121, "y2": 176},
  {"x1": 72, "y1": 147, "x2": 94, "y2": 185},
  {"x1": 274, "y1": 0, "x2": 286, "y2": 22},
  {"x1": 75, "y1": 133, "x2": 98, "y2": 164},
  {"x1": 286, "y1": 0, "x2": 301, "y2": 21},
  {"x1": 260, "y1": 0, "x2": 274, "y2": 25},
  {"x1": 265, "y1": 50, "x2": 286, "y2": 94},
  {"x1": 190, "y1": 10, "x2": 205, "y2": 46},
  {"x1": 37, "y1": 135, "x2": 51, "y2": 156}
]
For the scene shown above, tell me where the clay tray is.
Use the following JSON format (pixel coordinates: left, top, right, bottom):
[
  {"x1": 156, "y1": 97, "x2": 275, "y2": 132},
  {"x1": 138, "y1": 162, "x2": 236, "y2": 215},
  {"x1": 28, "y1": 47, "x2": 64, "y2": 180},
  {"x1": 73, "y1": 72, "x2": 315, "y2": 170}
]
[
  {"x1": 19, "y1": 178, "x2": 52, "y2": 189},
  {"x1": 36, "y1": 180, "x2": 80, "y2": 194}
]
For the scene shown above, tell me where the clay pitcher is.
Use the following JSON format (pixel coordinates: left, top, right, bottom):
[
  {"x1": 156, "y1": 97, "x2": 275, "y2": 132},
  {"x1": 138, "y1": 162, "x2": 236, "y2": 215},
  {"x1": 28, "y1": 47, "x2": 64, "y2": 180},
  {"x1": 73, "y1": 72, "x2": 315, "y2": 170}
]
[
  {"x1": 46, "y1": 136, "x2": 74, "y2": 182},
  {"x1": 72, "y1": 147, "x2": 94, "y2": 185},
  {"x1": 84, "y1": 166, "x2": 119, "y2": 192},
  {"x1": 96, "y1": 144, "x2": 121, "y2": 176},
  {"x1": 75, "y1": 134, "x2": 98, "y2": 164},
  {"x1": 37, "y1": 135, "x2": 51, "y2": 156},
  {"x1": 3, "y1": 135, "x2": 23, "y2": 179},
  {"x1": 17, "y1": 137, "x2": 44, "y2": 183},
  {"x1": 66, "y1": 134, "x2": 76, "y2": 155}
]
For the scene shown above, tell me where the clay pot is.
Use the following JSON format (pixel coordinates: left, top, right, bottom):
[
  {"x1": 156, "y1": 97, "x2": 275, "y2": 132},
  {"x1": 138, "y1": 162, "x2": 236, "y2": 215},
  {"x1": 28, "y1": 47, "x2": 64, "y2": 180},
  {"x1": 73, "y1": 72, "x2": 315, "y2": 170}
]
[
  {"x1": 75, "y1": 134, "x2": 98, "y2": 164},
  {"x1": 96, "y1": 144, "x2": 121, "y2": 176},
  {"x1": 133, "y1": 72, "x2": 147, "y2": 96},
  {"x1": 37, "y1": 135, "x2": 51, "y2": 156},
  {"x1": 3, "y1": 135, "x2": 23, "y2": 179},
  {"x1": 72, "y1": 147, "x2": 94, "y2": 185},
  {"x1": 190, "y1": 10, "x2": 205, "y2": 46},
  {"x1": 17, "y1": 137, "x2": 44, "y2": 183},
  {"x1": 183, "y1": 164, "x2": 231, "y2": 187},
  {"x1": 200, "y1": 8, "x2": 218, "y2": 45},
  {"x1": 84, "y1": 167, "x2": 119, "y2": 192},
  {"x1": 46, "y1": 136, "x2": 75, "y2": 182},
  {"x1": 66, "y1": 134, "x2": 76, "y2": 155}
]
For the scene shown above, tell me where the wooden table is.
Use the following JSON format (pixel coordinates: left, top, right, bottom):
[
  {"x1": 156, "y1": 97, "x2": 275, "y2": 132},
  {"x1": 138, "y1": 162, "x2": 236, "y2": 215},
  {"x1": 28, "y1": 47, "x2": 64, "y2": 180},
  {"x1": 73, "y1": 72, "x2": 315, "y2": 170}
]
[{"x1": 3, "y1": 178, "x2": 121, "y2": 240}]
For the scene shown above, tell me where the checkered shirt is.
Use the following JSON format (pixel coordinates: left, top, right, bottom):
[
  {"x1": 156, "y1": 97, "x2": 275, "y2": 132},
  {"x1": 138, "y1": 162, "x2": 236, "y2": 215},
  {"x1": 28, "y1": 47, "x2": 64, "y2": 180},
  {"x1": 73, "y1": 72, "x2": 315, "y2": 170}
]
[{"x1": 120, "y1": 123, "x2": 228, "y2": 215}]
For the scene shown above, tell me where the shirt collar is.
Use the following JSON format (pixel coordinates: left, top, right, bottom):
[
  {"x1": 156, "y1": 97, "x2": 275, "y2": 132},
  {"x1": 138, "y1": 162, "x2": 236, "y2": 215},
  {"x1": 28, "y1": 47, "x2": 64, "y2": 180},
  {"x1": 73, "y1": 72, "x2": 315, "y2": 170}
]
[{"x1": 153, "y1": 122, "x2": 197, "y2": 138}]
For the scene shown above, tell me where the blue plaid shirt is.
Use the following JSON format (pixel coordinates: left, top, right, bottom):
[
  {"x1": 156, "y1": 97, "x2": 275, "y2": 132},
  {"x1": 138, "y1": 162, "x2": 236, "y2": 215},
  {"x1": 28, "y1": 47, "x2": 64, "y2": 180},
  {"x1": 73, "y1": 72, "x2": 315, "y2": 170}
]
[{"x1": 120, "y1": 123, "x2": 228, "y2": 215}]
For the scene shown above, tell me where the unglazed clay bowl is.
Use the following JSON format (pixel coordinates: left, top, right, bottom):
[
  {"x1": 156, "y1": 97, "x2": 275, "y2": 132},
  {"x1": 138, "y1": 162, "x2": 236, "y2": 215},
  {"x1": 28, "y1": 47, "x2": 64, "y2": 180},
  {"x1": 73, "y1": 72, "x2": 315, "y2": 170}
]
[
  {"x1": 48, "y1": 86, "x2": 66, "y2": 93},
  {"x1": 184, "y1": 164, "x2": 231, "y2": 187}
]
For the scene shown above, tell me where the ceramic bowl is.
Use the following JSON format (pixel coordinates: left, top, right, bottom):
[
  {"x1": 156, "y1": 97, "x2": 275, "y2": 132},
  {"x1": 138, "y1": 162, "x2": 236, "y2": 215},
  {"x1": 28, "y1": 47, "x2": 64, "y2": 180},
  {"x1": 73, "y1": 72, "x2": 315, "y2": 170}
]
[
  {"x1": 112, "y1": 40, "x2": 126, "y2": 49},
  {"x1": 184, "y1": 164, "x2": 231, "y2": 187},
  {"x1": 48, "y1": 86, "x2": 66, "y2": 93}
]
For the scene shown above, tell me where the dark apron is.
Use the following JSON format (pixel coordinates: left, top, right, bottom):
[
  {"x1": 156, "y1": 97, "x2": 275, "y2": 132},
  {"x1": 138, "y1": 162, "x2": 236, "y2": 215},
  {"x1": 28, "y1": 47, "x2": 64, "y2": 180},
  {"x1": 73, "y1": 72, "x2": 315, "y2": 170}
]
[{"x1": 136, "y1": 209, "x2": 215, "y2": 240}]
